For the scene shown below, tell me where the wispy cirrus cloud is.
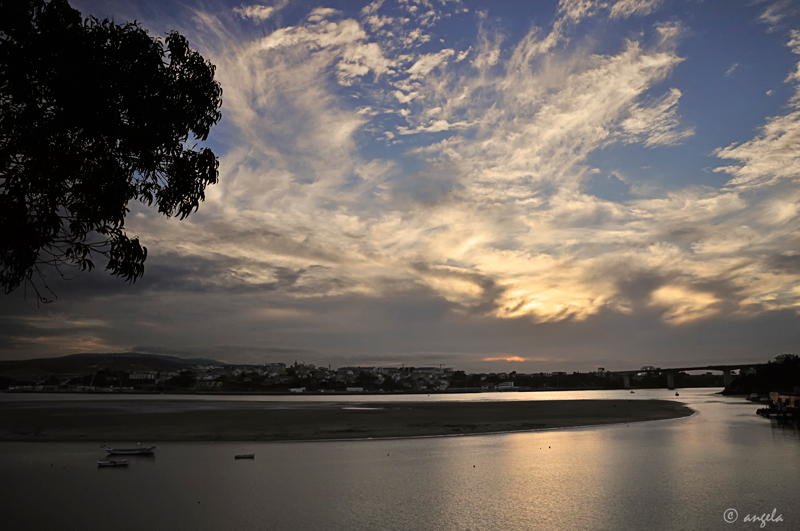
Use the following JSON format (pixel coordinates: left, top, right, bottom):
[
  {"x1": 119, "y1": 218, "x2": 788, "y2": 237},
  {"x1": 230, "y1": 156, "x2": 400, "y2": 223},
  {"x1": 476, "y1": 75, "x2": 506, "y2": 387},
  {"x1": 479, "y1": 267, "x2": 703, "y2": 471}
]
[
  {"x1": 758, "y1": 0, "x2": 800, "y2": 30},
  {"x1": 233, "y1": 1, "x2": 287, "y2": 22},
  {"x1": 620, "y1": 87, "x2": 695, "y2": 147},
  {"x1": 715, "y1": 32, "x2": 800, "y2": 189},
  {"x1": 558, "y1": 0, "x2": 662, "y2": 23},
  {"x1": 609, "y1": 0, "x2": 662, "y2": 19}
]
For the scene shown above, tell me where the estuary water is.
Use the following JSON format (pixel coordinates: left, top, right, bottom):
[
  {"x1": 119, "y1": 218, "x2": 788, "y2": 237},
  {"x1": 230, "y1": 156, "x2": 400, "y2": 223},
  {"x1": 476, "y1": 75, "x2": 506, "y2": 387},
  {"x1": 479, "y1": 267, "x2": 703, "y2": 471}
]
[{"x1": 0, "y1": 389, "x2": 797, "y2": 531}]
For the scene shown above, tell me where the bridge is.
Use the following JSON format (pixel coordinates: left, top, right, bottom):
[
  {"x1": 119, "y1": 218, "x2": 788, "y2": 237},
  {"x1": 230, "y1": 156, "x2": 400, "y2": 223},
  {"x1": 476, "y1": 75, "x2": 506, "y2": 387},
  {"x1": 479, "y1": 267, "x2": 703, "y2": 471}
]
[{"x1": 610, "y1": 363, "x2": 768, "y2": 390}]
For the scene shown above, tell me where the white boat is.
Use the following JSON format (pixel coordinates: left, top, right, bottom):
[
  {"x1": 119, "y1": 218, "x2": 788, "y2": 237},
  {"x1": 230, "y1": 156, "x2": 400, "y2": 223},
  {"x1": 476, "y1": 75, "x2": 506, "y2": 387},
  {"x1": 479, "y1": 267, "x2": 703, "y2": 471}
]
[
  {"x1": 98, "y1": 459, "x2": 130, "y2": 467},
  {"x1": 106, "y1": 445, "x2": 156, "y2": 455}
]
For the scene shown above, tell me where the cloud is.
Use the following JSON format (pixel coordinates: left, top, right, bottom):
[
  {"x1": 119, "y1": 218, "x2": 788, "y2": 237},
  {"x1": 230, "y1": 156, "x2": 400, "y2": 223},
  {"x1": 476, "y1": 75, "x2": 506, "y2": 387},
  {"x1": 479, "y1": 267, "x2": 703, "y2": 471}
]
[
  {"x1": 785, "y1": 30, "x2": 800, "y2": 99},
  {"x1": 233, "y1": 2, "x2": 287, "y2": 22},
  {"x1": 557, "y1": 0, "x2": 600, "y2": 23},
  {"x1": 609, "y1": 0, "x2": 662, "y2": 19},
  {"x1": 407, "y1": 48, "x2": 455, "y2": 77},
  {"x1": 758, "y1": 0, "x2": 800, "y2": 30},
  {"x1": 621, "y1": 88, "x2": 695, "y2": 147},
  {"x1": 715, "y1": 111, "x2": 800, "y2": 188},
  {"x1": 724, "y1": 62, "x2": 739, "y2": 77},
  {"x1": 649, "y1": 285, "x2": 721, "y2": 324},
  {"x1": 483, "y1": 356, "x2": 531, "y2": 362},
  {"x1": 408, "y1": 37, "x2": 686, "y2": 199},
  {"x1": 557, "y1": 0, "x2": 662, "y2": 24}
]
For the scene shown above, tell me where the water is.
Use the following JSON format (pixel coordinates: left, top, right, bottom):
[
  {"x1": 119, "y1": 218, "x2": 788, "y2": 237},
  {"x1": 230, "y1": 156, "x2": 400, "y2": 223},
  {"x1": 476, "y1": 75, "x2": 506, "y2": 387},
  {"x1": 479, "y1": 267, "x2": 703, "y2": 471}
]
[
  {"x1": 1, "y1": 389, "x2": 797, "y2": 530},
  {"x1": 0, "y1": 387, "x2": 737, "y2": 403}
]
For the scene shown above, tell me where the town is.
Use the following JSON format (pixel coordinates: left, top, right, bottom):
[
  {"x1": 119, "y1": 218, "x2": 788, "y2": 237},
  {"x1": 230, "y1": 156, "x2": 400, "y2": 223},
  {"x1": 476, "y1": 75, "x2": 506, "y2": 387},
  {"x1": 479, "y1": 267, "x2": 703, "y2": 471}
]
[{"x1": 0, "y1": 354, "x2": 728, "y2": 394}]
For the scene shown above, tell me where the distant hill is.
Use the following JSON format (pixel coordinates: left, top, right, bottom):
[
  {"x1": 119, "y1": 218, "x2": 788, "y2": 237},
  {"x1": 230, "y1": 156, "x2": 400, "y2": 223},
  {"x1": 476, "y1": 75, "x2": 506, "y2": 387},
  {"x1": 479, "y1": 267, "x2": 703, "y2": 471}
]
[{"x1": 0, "y1": 352, "x2": 225, "y2": 377}]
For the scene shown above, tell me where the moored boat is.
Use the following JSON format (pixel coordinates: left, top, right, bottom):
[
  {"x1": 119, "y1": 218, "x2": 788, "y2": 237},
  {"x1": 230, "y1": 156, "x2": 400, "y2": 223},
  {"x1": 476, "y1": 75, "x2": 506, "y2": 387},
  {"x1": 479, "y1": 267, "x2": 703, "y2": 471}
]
[
  {"x1": 234, "y1": 454, "x2": 255, "y2": 459},
  {"x1": 106, "y1": 445, "x2": 156, "y2": 455},
  {"x1": 98, "y1": 459, "x2": 130, "y2": 467}
]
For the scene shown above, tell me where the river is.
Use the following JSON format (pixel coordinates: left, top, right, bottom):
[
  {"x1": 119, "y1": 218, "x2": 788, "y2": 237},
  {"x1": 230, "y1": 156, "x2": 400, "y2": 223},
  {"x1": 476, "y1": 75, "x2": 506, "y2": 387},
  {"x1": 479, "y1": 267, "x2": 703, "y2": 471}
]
[{"x1": 0, "y1": 388, "x2": 796, "y2": 530}]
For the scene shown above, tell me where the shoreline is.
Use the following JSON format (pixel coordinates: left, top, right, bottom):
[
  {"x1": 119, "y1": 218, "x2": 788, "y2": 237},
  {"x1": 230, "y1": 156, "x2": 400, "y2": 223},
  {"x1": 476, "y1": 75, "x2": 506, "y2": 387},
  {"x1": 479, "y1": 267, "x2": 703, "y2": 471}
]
[
  {"x1": 283, "y1": 410, "x2": 699, "y2": 444},
  {"x1": 0, "y1": 398, "x2": 693, "y2": 442},
  {"x1": 3, "y1": 385, "x2": 722, "y2": 397}
]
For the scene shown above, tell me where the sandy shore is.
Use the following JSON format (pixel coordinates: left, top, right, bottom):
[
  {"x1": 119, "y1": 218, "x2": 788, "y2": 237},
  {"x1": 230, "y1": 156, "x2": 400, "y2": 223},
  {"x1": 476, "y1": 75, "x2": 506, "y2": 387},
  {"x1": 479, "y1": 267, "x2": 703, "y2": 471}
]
[{"x1": 0, "y1": 399, "x2": 693, "y2": 442}]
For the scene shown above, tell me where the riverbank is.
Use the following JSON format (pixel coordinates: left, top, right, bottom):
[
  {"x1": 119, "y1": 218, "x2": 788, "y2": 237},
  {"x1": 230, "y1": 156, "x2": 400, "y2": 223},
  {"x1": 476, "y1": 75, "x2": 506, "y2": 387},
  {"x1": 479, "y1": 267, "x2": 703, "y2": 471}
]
[{"x1": 0, "y1": 399, "x2": 693, "y2": 442}]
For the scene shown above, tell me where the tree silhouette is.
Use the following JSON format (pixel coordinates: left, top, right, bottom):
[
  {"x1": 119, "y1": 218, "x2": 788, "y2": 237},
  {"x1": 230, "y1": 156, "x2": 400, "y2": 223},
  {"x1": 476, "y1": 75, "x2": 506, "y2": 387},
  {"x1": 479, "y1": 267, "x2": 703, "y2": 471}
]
[{"x1": 0, "y1": 0, "x2": 222, "y2": 301}]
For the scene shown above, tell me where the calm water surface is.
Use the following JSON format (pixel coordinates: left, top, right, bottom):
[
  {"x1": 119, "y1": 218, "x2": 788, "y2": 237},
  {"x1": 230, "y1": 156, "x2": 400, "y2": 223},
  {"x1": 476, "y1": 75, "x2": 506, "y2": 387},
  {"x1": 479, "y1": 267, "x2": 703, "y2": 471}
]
[{"x1": 1, "y1": 389, "x2": 797, "y2": 531}]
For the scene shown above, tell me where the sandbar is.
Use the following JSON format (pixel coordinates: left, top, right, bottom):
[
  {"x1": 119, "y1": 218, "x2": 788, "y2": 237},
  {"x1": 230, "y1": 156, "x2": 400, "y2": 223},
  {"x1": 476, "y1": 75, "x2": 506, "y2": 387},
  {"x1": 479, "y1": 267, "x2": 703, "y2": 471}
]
[{"x1": 0, "y1": 398, "x2": 693, "y2": 442}]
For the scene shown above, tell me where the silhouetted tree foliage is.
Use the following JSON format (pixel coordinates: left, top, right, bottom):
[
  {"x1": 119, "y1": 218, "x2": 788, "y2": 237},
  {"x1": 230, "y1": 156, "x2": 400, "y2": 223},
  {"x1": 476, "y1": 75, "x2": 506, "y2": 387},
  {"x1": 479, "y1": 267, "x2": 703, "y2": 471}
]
[
  {"x1": 724, "y1": 354, "x2": 800, "y2": 394},
  {"x1": 167, "y1": 371, "x2": 196, "y2": 389},
  {"x1": 0, "y1": 0, "x2": 222, "y2": 301}
]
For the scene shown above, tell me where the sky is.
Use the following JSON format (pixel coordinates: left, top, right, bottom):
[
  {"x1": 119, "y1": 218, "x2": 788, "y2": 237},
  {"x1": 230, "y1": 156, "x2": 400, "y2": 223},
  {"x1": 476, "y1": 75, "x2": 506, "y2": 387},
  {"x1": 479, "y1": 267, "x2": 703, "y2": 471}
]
[{"x1": 3, "y1": 0, "x2": 800, "y2": 372}]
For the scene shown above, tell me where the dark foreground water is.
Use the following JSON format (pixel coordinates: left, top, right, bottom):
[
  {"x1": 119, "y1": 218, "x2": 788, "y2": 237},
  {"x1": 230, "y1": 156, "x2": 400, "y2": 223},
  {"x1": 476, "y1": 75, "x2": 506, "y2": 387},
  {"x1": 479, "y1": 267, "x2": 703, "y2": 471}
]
[{"x1": 0, "y1": 389, "x2": 797, "y2": 531}]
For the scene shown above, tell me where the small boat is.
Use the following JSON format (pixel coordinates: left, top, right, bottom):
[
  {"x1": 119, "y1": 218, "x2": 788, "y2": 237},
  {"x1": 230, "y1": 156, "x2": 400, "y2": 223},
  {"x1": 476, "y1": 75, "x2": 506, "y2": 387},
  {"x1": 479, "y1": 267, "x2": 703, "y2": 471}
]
[
  {"x1": 630, "y1": 391, "x2": 635, "y2": 393},
  {"x1": 234, "y1": 454, "x2": 255, "y2": 459},
  {"x1": 98, "y1": 459, "x2": 130, "y2": 467},
  {"x1": 106, "y1": 445, "x2": 156, "y2": 455}
]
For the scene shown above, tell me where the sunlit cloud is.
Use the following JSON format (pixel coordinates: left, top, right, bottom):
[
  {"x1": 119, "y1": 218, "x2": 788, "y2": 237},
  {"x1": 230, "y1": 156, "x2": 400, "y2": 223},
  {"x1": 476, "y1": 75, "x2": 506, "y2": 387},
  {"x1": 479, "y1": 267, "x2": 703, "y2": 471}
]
[
  {"x1": 649, "y1": 285, "x2": 721, "y2": 324},
  {"x1": 609, "y1": 0, "x2": 662, "y2": 19},
  {"x1": 621, "y1": 87, "x2": 695, "y2": 146},
  {"x1": 233, "y1": 1, "x2": 287, "y2": 22}
]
